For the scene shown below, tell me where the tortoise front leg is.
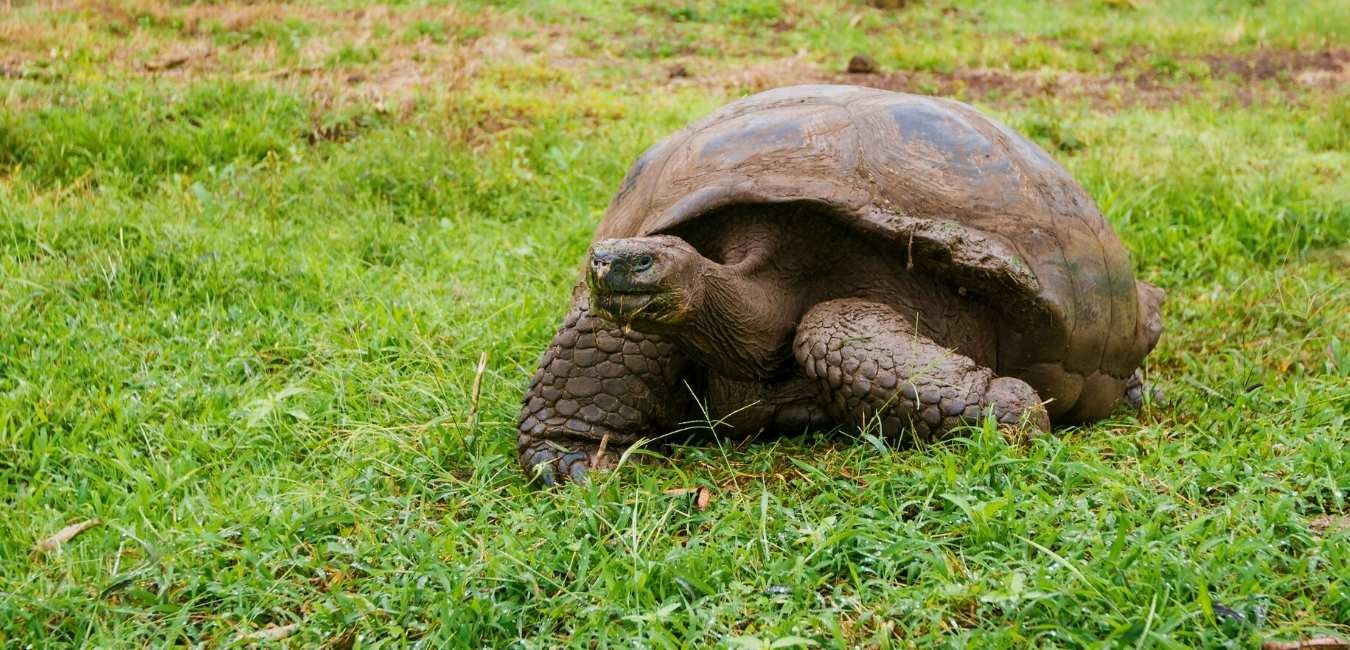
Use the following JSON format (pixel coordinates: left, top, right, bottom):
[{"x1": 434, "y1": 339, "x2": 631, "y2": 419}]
[
  {"x1": 518, "y1": 285, "x2": 690, "y2": 485},
  {"x1": 793, "y1": 299, "x2": 1050, "y2": 440}
]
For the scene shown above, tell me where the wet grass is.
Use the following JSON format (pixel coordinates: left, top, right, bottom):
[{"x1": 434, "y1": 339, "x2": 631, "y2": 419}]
[{"x1": 1, "y1": 1, "x2": 1347, "y2": 646}]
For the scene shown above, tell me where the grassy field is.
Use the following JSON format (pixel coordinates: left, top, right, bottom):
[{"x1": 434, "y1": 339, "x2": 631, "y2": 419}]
[{"x1": 1, "y1": 0, "x2": 1347, "y2": 646}]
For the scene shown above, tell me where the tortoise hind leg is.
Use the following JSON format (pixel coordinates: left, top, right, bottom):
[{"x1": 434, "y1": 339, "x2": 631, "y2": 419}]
[
  {"x1": 518, "y1": 285, "x2": 690, "y2": 485},
  {"x1": 793, "y1": 299, "x2": 1050, "y2": 439},
  {"x1": 1123, "y1": 369, "x2": 1164, "y2": 409},
  {"x1": 1122, "y1": 280, "x2": 1166, "y2": 410}
]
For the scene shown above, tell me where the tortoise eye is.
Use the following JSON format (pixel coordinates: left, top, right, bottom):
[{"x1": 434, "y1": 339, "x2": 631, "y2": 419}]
[{"x1": 633, "y1": 254, "x2": 654, "y2": 271}]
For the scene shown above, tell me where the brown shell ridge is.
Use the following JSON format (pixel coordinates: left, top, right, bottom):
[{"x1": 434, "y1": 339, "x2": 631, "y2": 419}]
[
  {"x1": 836, "y1": 94, "x2": 887, "y2": 231},
  {"x1": 833, "y1": 93, "x2": 1044, "y2": 309},
  {"x1": 970, "y1": 110, "x2": 1083, "y2": 368},
  {"x1": 629, "y1": 98, "x2": 766, "y2": 227},
  {"x1": 1039, "y1": 210, "x2": 1082, "y2": 366},
  {"x1": 1044, "y1": 168, "x2": 1125, "y2": 376},
  {"x1": 642, "y1": 181, "x2": 1044, "y2": 301},
  {"x1": 1087, "y1": 205, "x2": 1142, "y2": 377},
  {"x1": 854, "y1": 207, "x2": 1041, "y2": 296},
  {"x1": 645, "y1": 183, "x2": 872, "y2": 235},
  {"x1": 1036, "y1": 167, "x2": 1131, "y2": 376},
  {"x1": 1088, "y1": 220, "x2": 1122, "y2": 376},
  {"x1": 638, "y1": 135, "x2": 688, "y2": 228},
  {"x1": 837, "y1": 91, "x2": 1066, "y2": 366}
]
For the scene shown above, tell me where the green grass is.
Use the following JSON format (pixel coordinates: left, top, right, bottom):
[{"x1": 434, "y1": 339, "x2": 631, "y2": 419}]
[{"x1": 1, "y1": 0, "x2": 1347, "y2": 646}]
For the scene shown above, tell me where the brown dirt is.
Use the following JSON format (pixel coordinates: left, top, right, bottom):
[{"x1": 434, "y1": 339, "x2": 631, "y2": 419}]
[
  {"x1": 0, "y1": 1, "x2": 518, "y2": 105},
  {"x1": 2, "y1": 2, "x2": 1344, "y2": 114},
  {"x1": 1207, "y1": 49, "x2": 1344, "y2": 82},
  {"x1": 690, "y1": 48, "x2": 1347, "y2": 110},
  {"x1": 1309, "y1": 514, "x2": 1350, "y2": 535}
]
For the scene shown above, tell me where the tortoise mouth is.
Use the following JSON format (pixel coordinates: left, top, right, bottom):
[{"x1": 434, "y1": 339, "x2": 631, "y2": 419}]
[
  {"x1": 591, "y1": 289, "x2": 674, "y2": 326},
  {"x1": 593, "y1": 291, "x2": 657, "y2": 318}
]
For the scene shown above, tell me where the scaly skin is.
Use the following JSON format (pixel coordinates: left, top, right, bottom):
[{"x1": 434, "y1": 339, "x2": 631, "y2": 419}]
[
  {"x1": 704, "y1": 374, "x2": 832, "y2": 437},
  {"x1": 516, "y1": 286, "x2": 690, "y2": 485},
  {"x1": 793, "y1": 299, "x2": 1050, "y2": 439}
]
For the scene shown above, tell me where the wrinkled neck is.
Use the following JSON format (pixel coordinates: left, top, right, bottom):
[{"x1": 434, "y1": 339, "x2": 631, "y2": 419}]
[{"x1": 677, "y1": 263, "x2": 797, "y2": 381}]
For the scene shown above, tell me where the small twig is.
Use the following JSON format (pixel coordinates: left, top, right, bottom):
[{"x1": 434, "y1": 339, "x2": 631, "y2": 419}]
[
  {"x1": 33, "y1": 519, "x2": 101, "y2": 556},
  {"x1": 593, "y1": 432, "x2": 610, "y2": 470},
  {"x1": 141, "y1": 55, "x2": 191, "y2": 72},
  {"x1": 467, "y1": 351, "x2": 488, "y2": 433}
]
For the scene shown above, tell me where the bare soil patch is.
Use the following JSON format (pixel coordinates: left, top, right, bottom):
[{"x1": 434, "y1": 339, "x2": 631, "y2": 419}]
[
  {"x1": 689, "y1": 48, "x2": 1346, "y2": 109},
  {"x1": 3, "y1": 1, "x2": 1343, "y2": 116},
  {"x1": 1205, "y1": 49, "x2": 1345, "y2": 84},
  {"x1": 0, "y1": 0, "x2": 550, "y2": 130}
]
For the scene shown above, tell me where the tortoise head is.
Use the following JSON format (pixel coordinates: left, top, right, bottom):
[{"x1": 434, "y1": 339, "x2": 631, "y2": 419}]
[{"x1": 586, "y1": 236, "x2": 706, "y2": 330}]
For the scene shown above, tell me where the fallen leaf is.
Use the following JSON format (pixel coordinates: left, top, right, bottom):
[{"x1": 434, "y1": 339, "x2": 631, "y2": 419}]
[
  {"x1": 1262, "y1": 638, "x2": 1349, "y2": 650},
  {"x1": 237, "y1": 622, "x2": 301, "y2": 643},
  {"x1": 1309, "y1": 515, "x2": 1350, "y2": 534},
  {"x1": 694, "y1": 486, "x2": 713, "y2": 511},
  {"x1": 664, "y1": 486, "x2": 714, "y2": 511},
  {"x1": 33, "y1": 519, "x2": 101, "y2": 555}
]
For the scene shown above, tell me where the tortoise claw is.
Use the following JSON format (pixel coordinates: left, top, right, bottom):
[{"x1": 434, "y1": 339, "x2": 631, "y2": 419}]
[
  {"x1": 1124, "y1": 370, "x2": 1163, "y2": 409},
  {"x1": 519, "y1": 437, "x2": 615, "y2": 487}
]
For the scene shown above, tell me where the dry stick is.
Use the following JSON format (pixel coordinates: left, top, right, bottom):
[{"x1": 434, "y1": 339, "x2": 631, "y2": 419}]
[
  {"x1": 33, "y1": 519, "x2": 101, "y2": 556},
  {"x1": 142, "y1": 55, "x2": 191, "y2": 72},
  {"x1": 467, "y1": 351, "x2": 488, "y2": 435},
  {"x1": 593, "y1": 432, "x2": 610, "y2": 470}
]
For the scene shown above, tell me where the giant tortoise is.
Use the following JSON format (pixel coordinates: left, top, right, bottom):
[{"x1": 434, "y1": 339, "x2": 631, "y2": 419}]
[{"x1": 517, "y1": 85, "x2": 1164, "y2": 484}]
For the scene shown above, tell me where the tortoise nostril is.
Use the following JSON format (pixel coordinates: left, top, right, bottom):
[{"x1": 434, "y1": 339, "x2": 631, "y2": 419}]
[{"x1": 590, "y1": 245, "x2": 616, "y2": 264}]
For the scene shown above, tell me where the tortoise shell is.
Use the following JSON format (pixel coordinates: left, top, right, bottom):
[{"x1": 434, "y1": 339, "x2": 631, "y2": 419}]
[{"x1": 594, "y1": 85, "x2": 1159, "y2": 420}]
